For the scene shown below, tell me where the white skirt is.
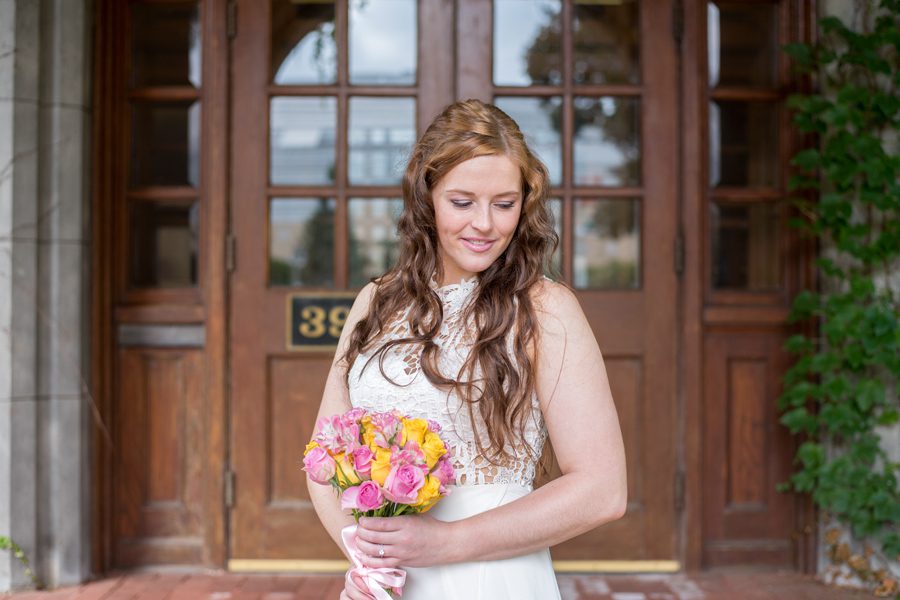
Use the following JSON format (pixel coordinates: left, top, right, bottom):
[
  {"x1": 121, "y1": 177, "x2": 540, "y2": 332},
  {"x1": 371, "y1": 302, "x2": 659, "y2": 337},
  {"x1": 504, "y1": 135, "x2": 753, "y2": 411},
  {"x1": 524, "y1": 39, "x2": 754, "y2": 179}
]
[{"x1": 401, "y1": 483, "x2": 561, "y2": 600}]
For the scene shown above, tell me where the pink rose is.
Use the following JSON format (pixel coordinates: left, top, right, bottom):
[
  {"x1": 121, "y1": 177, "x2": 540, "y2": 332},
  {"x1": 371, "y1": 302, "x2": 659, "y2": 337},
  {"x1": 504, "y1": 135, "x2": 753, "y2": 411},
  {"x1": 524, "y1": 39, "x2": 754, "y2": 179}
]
[
  {"x1": 352, "y1": 446, "x2": 374, "y2": 477},
  {"x1": 427, "y1": 419, "x2": 442, "y2": 433},
  {"x1": 383, "y1": 463, "x2": 426, "y2": 504},
  {"x1": 433, "y1": 455, "x2": 455, "y2": 487},
  {"x1": 341, "y1": 480, "x2": 385, "y2": 512},
  {"x1": 303, "y1": 446, "x2": 336, "y2": 484}
]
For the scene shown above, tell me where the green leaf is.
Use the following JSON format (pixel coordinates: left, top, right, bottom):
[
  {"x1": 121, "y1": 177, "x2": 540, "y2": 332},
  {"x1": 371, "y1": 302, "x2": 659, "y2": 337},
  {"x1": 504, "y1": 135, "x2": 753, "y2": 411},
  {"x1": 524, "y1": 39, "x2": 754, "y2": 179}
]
[
  {"x1": 798, "y1": 441, "x2": 825, "y2": 468},
  {"x1": 792, "y1": 148, "x2": 821, "y2": 170},
  {"x1": 854, "y1": 379, "x2": 885, "y2": 412},
  {"x1": 781, "y1": 407, "x2": 816, "y2": 434}
]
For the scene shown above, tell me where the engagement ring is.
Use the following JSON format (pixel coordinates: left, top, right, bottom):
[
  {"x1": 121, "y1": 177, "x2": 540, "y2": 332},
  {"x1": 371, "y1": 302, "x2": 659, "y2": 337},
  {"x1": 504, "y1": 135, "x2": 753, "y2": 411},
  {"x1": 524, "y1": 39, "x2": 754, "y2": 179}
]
[{"x1": 378, "y1": 545, "x2": 385, "y2": 558}]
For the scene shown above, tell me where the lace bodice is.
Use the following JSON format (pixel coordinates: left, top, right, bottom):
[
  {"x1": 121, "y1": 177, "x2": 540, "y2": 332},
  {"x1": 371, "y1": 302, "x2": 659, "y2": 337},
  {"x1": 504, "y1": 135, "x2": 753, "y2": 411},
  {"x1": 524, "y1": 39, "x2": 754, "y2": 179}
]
[{"x1": 347, "y1": 277, "x2": 548, "y2": 487}]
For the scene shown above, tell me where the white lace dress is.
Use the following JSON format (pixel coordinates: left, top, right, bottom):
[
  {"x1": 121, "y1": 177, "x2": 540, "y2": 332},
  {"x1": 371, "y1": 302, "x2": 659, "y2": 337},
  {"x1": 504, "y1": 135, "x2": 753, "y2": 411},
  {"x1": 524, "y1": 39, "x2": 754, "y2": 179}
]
[{"x1": 347, "y1": 277, "x2": 561, "y2": 600}]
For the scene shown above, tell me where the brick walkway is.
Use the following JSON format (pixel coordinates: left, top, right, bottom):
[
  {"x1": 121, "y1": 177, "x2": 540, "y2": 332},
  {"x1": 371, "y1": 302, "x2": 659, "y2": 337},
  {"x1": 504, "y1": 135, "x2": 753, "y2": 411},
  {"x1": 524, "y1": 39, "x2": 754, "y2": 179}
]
[{"x1": 0, "y1": 569, "x2": 870, "y2": 599}]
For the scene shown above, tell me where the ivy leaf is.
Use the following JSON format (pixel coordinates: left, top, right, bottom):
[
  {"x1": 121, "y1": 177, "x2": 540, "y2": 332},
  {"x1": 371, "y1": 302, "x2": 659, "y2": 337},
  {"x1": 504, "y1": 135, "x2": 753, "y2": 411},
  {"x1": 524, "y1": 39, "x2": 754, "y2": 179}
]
[
  {"x1": 781, "y1": 407, "x2": 817, "y2": 433},
  {"x1": 854, "y1": 379, "x2": 885, "y2": 412}
]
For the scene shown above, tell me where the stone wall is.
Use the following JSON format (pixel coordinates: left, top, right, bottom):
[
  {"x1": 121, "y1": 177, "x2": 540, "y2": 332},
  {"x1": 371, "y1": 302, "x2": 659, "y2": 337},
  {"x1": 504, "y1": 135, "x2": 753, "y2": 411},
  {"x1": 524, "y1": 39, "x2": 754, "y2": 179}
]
[{"x1": 0, "y1": 0, "x2": 92, "y2": 590}]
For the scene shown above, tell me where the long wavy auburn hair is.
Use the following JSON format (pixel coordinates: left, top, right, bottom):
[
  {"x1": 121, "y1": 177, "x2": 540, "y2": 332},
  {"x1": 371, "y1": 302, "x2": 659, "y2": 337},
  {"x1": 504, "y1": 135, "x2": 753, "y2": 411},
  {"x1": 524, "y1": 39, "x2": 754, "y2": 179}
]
[{"x1": 342, "y1": 99, "x2": 558, "y2": 463}]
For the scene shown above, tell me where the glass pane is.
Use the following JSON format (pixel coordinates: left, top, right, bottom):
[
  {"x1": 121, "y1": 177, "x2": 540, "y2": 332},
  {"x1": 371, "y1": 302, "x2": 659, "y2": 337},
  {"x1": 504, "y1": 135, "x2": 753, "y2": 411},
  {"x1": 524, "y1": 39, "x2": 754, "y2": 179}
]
[
  {"x1": 272, "y1": 0, "x2": 336, "y2": 84},
  {"x1": 711, "y1": 201, "x2": 780, "y2": 291},
  {"x1": 270, "y1": 97, "x2": 337, "y2": 185},
  {"x1": 348, "y1": 97, "x2": 416, "y2": 185},
  {"x1": 348, "y1": 198, "x2": 403, "y2": 286},
  {"x1": 131, "y1": 102, "x2": 200, "y2": 187},
  {"x1": 130, "y1": 202, "x2": 198, "y2": 288},
  {"x1": 131, "y1": 2, "x2": 200, "y2": 87},
  {"x1": 494, "y1": 0, "x2": 562, "y2": 86},
  {"x1": 708, "y1": 2, "x2": 778, "y2": 88},
  {"x1": 494, "y1": 97, "x2": 563, "y2": 186},
  {"x1": 709, "y1": 101, "x2": 778, "y2": 187},
  {"x1": 548, "y1": 198, "x2": 562, "y2": 277},
  {"x1": 573, "y1": 0, "x2": 640, "y2": 85},
  {"x1": 573, "y1": 97, "x2": 641, "y2": 187},
  {"x1": 573, "y1": 199, "x2": 640, "y2": 289},
  {"x1": 270, "y1": 198, "x2": 335, "y2": 287},
  {"x1": 349, "y1": 0, "x2": 416, "y2": 85}
]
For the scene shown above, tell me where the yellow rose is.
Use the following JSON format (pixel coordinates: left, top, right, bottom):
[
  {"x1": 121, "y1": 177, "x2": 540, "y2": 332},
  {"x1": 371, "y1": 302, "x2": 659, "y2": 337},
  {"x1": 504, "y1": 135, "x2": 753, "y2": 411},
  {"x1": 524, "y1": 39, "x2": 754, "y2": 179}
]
[
  {"x1": 401, "y1": 418, "x2": 428, "y2": 447},
  {"x1": 413, "y1": 475, "x2": 443, "y2": 512},
  {"x1": 370, "y1": 447, "x2": 393, "y2": 486},
  {"x1": 361, "y1": 416, "x2": 376, "y2": 448},
  {"x1": 333, "y1": 452, "x2": 361, "y2": 486},
  {"x1": 422, "y1": 431, "x2": 447, "y2": 469},
  {"x1": 304, "y1": 440, "x2": 319, "y2": 456}
]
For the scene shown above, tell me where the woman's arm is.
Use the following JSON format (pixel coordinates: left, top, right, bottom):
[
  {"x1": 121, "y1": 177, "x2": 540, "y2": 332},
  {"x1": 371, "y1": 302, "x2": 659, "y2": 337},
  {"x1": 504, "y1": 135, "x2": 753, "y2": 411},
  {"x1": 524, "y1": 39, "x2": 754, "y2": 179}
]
[
  {"x1": 307, "y1": 282, "x2": 377, "y2": 557},
  {"x1": 355, "y1": 280, "x2": 627, "y2": 566}
]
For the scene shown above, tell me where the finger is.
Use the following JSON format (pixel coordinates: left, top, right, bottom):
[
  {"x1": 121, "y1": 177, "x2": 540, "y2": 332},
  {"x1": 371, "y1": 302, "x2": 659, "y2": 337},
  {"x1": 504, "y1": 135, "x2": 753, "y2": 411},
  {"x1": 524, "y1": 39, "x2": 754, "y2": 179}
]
[
  {"x1": 355, "y1": 526, "x2": 401, "y2": 545},
  {"x1": 355, "y1": 537, "x2": 392, "y2": 559},
  {"x1": 359, "y1": 555, "x2": 403, "y2": 570},
  {"x1": 359, "y1": 516, "x2": 404, "y2": 532},
  {"x1": 345, "y1": 574, "x2": 374, "y2": 600}
]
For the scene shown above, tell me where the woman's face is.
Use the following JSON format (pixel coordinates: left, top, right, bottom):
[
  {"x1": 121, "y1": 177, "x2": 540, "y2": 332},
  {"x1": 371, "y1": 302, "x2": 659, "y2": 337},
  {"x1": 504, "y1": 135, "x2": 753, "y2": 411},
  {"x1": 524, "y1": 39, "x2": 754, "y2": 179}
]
[{"x1": 431, "y1": 154, "x2": 523, "y2": 286}]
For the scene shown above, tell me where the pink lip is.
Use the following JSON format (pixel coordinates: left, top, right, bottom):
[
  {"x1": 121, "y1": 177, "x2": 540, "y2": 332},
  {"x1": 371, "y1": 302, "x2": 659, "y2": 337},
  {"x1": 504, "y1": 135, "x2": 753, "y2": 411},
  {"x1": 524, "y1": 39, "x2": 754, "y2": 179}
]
[{"x1": 461, "y1": 238, "x2": 496, "y2": 253}]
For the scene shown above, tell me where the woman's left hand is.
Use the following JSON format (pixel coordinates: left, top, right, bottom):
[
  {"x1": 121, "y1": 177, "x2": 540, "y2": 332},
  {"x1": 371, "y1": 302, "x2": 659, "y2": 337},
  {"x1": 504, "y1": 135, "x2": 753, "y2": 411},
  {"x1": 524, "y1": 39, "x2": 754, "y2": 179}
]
[{"x1": 354, "y1": 514, "x2": 456, "y2": 569}]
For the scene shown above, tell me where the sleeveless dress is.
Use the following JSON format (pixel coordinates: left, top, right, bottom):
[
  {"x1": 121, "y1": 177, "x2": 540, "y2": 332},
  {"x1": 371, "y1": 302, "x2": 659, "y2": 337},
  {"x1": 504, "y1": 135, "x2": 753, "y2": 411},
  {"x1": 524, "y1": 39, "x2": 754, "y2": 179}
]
[{"x1": 347, "y1": 277, "x2": 562, "y2": 600}]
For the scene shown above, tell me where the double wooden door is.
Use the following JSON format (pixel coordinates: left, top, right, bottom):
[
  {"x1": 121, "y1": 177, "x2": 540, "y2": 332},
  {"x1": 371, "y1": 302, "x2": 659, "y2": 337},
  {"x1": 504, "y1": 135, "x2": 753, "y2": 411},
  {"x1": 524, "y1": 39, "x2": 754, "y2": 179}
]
[{"x1": 228, "y1": 0, "x2": 680, "y2": 564}]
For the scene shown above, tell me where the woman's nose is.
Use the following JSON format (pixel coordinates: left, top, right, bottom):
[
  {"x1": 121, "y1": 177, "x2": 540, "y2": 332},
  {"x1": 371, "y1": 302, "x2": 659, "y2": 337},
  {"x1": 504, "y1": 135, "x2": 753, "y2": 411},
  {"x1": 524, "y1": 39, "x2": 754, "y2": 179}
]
[{"x1": 471, "y1": 204, "x2": 493, "y2": 231}]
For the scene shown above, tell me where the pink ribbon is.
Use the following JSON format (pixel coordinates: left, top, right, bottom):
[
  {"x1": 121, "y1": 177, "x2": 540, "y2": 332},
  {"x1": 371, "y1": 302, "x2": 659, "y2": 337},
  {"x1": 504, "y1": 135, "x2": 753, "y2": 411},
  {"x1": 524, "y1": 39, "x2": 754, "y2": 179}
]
[{"x1": 341, "y1": 525, "x2": 407, "y2": 599}]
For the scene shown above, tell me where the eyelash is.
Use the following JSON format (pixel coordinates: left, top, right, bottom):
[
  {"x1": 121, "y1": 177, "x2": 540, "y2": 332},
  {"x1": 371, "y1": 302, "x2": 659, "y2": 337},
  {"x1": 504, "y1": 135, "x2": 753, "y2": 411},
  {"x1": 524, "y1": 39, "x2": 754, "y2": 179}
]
[{"x1": 450, "y1": 199, "x2": 516, "y2": 210}]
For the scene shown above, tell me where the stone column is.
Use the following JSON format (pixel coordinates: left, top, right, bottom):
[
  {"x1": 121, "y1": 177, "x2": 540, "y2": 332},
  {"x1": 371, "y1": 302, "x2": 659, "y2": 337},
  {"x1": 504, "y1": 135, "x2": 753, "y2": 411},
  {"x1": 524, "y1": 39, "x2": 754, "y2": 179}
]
[{"x1": 0, "y1": 0, "x2": 92, "y2": 590}]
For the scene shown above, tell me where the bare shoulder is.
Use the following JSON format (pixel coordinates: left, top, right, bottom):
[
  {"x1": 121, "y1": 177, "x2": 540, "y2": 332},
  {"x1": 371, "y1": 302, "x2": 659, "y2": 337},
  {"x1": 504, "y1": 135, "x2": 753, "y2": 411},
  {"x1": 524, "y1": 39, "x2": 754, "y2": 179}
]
[
  {"x1": 348, "y1": 281, "x2": 378, "y2": 321},
  {"x1": 529, "y1": 278, "x2": 586, "y2": 330},
  {"x1": 530, "y1": 277, "x2": 576, "y2": 307}
]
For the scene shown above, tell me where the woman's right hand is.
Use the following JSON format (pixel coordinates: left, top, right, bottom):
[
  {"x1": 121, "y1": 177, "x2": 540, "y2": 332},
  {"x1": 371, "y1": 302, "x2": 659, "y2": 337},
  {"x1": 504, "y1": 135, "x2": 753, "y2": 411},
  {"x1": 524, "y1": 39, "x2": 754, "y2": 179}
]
[{"x1": 339, "y1": 569, "x2": 375, "y2": 600}]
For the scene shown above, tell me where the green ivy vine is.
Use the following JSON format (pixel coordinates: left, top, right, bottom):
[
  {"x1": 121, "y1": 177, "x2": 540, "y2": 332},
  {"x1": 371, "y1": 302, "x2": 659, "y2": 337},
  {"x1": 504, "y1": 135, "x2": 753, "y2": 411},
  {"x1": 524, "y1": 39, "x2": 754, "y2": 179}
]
[
  {"x1": 778, "y1": 0, "x2": 900, "y2": 573},
  {"x1": 0, "y1": 535, "x2": 40, "y2": 588}
]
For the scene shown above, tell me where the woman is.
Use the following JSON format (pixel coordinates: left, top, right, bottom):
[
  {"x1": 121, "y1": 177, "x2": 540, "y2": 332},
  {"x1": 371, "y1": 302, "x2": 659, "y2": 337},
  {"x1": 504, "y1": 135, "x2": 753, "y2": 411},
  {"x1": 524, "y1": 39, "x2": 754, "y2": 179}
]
[{"x1": 309, "y1": 99, "x2": 627, "y2": 599}]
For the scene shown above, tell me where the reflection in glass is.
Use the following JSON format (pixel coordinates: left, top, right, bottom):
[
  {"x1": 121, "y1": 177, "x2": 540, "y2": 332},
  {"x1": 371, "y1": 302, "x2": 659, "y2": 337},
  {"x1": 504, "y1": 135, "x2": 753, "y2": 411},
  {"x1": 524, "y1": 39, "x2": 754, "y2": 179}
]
[
  {"x1": 573, "y1": 0, "x2": 639, "y2": 85},
  {"x1": 548, "y1": 198, "x2": 562, "y2": 277},
  {"x1": 270, "y1": 198, "x2": 335, "y2": 287},
  {"x1": 348, "y1": 198, "x2": 403, "y2": 286},
  {"x1": 349, "y1": 97, "x2": 416, "y2": 185},
  {"x1": 494, "y1": 0, "x2": 562, "y2": 86},
  {"x1": 270, "y1": 97, "x2": 336, "y2": 185},
  {"x1": 711, "y1": 201, "x2": 780, "y2": 290},
  {"x1": 708, "y1": 2, "x2": 778, "y2": 88},
  {"x1": 350, "y1": 0, "x2": 416, "y2": 85},
  {"x1": 494, "y1": 97, "x2": 562, "y2": 186},
  {"x1": 272, "y1": 0, "x2": 336, "y2": 84},
  {"x1": 131, "y1": 2, "x2": 200, "y2": 88},
  {"x1": 573, "y1": 97, "x2": 641, "y2": 187},
  {"x1": 709, "y1": 101, "x2": 778, "y2": 187},
  {"x1": 573, "y1": 199, "x2": 640, "y2": 289},
  {"x1": 131, "y1": 102, "x2": 201, "y2": 187},
  {"x1": 130, "y1": 201, "x2": 198, "y2": 288}
]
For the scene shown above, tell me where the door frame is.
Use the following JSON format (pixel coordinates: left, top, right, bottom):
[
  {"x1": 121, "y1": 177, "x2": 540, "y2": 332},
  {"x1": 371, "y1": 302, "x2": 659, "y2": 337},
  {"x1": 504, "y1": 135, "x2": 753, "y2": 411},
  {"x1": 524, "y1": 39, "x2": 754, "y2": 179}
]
[{"x1": 89, "y1": 0, "x2": 819, "y2": 574}]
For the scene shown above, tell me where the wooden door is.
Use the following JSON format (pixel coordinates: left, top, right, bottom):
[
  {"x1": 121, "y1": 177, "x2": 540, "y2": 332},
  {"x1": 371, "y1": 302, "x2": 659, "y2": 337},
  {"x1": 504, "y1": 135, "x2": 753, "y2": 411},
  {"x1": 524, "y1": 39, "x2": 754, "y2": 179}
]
[{"x1": 228, "y1": 0, "x2": 680, "y2": 563}]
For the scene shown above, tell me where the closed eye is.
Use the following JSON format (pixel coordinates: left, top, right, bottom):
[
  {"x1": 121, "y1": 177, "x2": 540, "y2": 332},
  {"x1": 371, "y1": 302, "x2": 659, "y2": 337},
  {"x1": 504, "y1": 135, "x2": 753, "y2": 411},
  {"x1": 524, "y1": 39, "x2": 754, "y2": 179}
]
[
  {"x1": 495, "y1": 202, "x2": 516, "y2": 210},
  {"x1": 450, "y1": 199, "x2": 473, "y2": 208}
]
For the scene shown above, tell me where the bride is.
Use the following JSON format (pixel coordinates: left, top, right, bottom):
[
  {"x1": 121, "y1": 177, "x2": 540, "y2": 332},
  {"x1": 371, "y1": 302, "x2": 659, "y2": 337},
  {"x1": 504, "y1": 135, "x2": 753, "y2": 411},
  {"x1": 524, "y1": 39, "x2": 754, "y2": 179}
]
[{"x1": 308, "y1": 99, "x2": 627, "y2": 599}]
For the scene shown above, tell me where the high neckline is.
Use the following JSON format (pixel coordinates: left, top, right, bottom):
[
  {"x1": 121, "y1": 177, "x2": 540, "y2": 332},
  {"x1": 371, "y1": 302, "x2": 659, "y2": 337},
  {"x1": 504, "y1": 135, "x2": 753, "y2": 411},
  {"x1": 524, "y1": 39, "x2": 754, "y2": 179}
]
[{"x1": 430, "y1": 275, "x2": 478, "y2": 309}]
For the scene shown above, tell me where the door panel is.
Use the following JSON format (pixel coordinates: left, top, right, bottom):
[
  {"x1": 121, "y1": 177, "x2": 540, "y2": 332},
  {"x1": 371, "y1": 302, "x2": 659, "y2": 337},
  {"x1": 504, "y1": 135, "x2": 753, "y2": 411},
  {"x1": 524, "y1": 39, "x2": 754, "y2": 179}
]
[{"x1": 229, "y1": 0, "x2": 679, "y2": 562}]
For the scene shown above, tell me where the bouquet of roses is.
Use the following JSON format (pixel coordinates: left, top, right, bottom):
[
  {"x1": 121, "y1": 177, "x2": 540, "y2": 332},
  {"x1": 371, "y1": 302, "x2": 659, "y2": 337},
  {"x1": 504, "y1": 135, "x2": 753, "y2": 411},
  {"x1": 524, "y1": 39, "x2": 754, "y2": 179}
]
[{"x1": 303, "y1": 407, "x2": 454, "y2": 599}]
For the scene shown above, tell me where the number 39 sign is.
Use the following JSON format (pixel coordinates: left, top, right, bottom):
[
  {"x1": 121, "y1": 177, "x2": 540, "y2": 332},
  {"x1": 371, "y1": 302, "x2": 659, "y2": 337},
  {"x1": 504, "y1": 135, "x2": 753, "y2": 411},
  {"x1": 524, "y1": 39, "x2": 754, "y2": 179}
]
[{"x1": 286, "y1": 292, "x2": 357, "y2": 351}]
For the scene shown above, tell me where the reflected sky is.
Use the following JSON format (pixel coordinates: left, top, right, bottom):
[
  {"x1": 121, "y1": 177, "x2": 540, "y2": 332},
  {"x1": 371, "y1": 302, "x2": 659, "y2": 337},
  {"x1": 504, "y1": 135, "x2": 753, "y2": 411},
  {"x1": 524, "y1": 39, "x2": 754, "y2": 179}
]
[
  {"x1": 494, "y1": 0, "x2": 561, "y2": 86},
  {"x1": 350, "y1": 0, "x2": 416, "y2": 84}
]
